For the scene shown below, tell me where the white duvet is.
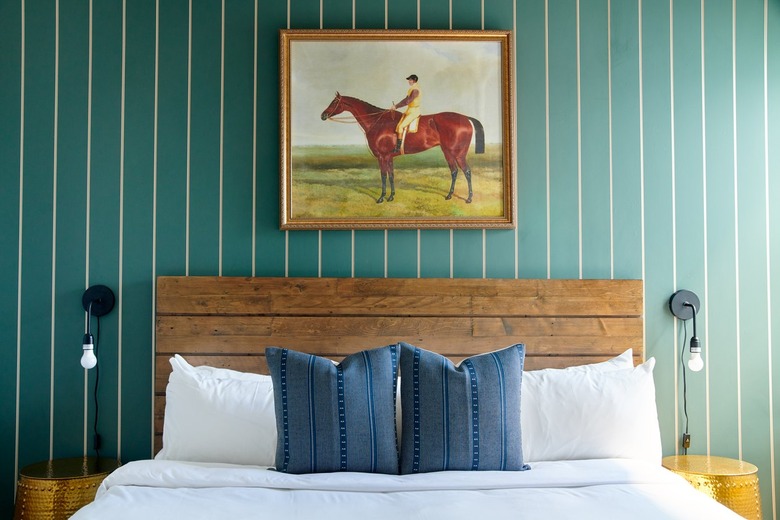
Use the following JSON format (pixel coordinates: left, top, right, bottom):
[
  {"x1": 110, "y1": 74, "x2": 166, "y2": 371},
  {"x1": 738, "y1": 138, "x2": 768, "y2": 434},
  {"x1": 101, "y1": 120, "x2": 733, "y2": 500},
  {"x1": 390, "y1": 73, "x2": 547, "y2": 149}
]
[{"x1": 71, "y1": 458, "x2": 743, "y2": 519}]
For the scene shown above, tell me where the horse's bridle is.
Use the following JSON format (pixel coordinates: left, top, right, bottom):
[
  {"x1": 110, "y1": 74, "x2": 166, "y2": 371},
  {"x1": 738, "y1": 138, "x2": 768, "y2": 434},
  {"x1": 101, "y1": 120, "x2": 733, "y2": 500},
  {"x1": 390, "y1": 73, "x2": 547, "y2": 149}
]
[{"x1": 323, "y1": 94, "x2": 344, "y2": 120}]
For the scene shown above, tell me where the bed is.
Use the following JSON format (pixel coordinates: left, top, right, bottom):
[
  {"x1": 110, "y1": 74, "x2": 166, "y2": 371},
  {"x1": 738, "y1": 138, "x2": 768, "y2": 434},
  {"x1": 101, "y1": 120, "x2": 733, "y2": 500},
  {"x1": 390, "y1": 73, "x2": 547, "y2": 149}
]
[{"x1": 71, "y1": 276, "x2": 743, "y2": 519}]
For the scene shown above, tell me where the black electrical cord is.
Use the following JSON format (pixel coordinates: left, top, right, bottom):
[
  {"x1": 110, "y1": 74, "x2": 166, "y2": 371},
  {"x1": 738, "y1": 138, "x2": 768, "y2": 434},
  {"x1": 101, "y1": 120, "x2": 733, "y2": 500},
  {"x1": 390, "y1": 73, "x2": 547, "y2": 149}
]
[
  {"x1": 93, "y1": 316, "x2": 101, "y2": 458},
  {"x1": 680, "y1": 319, "x2": 689, "y2": 455}
]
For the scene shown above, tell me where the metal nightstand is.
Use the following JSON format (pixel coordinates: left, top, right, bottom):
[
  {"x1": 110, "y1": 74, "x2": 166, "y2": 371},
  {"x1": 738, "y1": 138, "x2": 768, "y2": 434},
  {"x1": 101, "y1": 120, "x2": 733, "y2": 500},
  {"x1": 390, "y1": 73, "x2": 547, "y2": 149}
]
[
  {"x1": 13, "y1": 456, "x2": 120, "y2": 519},
  {"x1": 663, "y1": 454, "x2": 761, "y2": 520}
]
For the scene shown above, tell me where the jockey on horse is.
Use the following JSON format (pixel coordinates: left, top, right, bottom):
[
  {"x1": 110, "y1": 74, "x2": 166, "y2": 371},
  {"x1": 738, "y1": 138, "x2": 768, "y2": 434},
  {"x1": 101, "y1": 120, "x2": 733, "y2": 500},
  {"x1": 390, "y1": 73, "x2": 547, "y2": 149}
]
[{"x1": 390, "y1": 74, "x2": 421, "y2": 154}]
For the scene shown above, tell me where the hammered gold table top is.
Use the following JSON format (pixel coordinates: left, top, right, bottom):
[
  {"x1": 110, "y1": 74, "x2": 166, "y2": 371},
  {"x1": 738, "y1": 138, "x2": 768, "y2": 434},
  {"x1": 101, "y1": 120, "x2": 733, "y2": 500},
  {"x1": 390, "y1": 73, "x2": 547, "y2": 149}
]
[
  {"x1": 663, "y1": 455, "x2": 758, "y2": 477},
  {"x1": 19, "y1": 456, "x2": 120, "y2": 480}
]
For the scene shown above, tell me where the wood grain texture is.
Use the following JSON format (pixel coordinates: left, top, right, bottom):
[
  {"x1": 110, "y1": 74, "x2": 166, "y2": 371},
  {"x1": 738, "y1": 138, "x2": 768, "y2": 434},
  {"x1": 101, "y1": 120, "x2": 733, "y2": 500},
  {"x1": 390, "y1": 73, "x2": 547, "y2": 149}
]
[
  {"x1": 156, "y1": 276, "x2": 642, "y2": 316},
  {"x1": 153, "y1": 276, "x2": 644, "y2": 452}
]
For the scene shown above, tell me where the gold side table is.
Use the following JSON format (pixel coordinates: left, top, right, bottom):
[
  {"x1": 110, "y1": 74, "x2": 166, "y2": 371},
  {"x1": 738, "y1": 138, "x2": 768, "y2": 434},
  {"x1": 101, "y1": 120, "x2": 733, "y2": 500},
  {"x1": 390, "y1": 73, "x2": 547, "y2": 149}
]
[
  {"x1": 14, "y1": 456, "x2": 120, "y2": 519},
  {"x1": 663, "y1": 455, "x2": 761, "y2": 520}
]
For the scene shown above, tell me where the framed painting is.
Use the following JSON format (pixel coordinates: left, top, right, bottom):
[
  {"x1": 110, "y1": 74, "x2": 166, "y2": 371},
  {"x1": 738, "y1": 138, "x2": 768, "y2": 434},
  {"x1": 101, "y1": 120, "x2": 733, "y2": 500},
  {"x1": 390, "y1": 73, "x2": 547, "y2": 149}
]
[{"x1": 280, "y1": 29, "x2": 515, "y2": 230}]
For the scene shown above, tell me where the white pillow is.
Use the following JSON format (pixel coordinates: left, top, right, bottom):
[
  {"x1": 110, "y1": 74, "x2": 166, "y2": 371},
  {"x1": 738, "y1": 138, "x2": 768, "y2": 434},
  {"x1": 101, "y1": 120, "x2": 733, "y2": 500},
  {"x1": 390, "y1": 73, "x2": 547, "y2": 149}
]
[
  {"x1": 176, "y1": 358, "x2": 271, "y2": 382},
  {"x1": 521, "y1": 348, "x2": 633, "y2": 428},
  {"x1": 399, "y1": 350, "x2": 634, "y2": 446},
  {"x1": 530, "y1": 347, "x2": 635, "y2": 374},
  {"x1": 156, "y1": 355, "x2": 277, "y2": 466},
  {"x1": 521, "y1": 355, "x2": 662, "y2": 464}
]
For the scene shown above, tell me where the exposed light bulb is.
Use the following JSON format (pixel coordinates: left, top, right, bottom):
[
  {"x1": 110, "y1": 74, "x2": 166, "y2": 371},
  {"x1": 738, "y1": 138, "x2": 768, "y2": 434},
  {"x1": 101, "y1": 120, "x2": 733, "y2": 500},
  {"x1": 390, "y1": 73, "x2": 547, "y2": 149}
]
[
  {"x1": 688, "y1": 336, "x2": 703, "y2": 372},
  {"x1": 81, "y1": 333, "x2": 97, "y2": 369},
  {"x1": 688, "y1": 350, "x2": 703, "y2": 372}
]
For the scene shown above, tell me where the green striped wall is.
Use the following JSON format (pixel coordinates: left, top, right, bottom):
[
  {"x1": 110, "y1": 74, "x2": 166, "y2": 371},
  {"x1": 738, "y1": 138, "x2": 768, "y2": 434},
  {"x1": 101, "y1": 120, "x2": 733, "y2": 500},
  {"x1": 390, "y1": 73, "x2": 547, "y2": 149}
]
[{"x1": 0, "y1": 0, "x2": 778, "y2": 517}]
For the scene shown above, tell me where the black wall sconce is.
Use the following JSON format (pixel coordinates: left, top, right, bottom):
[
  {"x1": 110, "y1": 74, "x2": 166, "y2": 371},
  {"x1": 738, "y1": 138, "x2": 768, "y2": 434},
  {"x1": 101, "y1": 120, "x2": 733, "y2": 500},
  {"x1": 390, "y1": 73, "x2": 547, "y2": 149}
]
[
  {"x1": 81, "y1": 285, "x2": 115, "y2": 369},
  {"x1": 669, "y1": 289, "x2": 703, "y2": 372},
  {"x1": 81, "y1": 284, "x2": 115, "y2": 455},
  {"x1": 669, "y1": 289, "x2": 703, "y2": 453}
]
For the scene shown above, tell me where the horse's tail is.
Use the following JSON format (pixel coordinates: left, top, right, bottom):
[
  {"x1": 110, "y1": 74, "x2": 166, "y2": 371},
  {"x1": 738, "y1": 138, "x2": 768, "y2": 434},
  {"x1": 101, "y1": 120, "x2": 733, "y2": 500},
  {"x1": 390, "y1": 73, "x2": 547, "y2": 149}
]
[{"x1": 468, "y1": 117, "x2": 485, "y2": 154}]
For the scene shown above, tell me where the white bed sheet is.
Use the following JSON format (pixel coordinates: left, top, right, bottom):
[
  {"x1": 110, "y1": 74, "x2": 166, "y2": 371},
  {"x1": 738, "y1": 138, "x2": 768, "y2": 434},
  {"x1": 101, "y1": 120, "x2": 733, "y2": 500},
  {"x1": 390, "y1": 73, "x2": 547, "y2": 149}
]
[{"x1": 71, "y1": 458, "x2": 743, "y2": 519}]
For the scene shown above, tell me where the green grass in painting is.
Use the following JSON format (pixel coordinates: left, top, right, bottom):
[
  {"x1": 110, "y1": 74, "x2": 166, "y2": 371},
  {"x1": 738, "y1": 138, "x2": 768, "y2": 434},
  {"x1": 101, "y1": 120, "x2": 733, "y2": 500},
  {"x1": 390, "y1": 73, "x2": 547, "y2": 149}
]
[{"x1": 290, "y1": 144, "x2": 505, "y2": 220}]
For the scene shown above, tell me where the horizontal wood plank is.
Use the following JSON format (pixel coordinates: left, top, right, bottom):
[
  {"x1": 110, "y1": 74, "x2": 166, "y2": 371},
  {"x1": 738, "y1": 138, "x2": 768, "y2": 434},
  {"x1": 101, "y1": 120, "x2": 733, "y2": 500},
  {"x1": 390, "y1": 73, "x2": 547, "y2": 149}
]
[
  {"x1": 157, "y1": 277, "x2": 642, "y2": 317},
  {"x1": 157, "y1": 316, "x2": 642, "y2": 338},
  {"x1": 158, "y1": 276, "x2": 641, "y2": 299}
]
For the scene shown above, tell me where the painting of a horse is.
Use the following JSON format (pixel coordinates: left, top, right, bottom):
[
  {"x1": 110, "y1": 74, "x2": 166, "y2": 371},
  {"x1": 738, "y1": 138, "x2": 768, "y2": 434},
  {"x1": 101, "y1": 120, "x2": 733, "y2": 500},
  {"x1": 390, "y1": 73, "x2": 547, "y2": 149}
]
[{"x1": 320, "y1": 93, "x2": 485, "y2": 204}]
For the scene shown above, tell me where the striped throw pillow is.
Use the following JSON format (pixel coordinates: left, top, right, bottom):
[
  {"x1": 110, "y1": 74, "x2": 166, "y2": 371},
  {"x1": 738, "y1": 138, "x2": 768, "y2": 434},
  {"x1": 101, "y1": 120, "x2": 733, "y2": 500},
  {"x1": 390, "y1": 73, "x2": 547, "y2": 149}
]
[
  {"x1": 266, "y1": 345, "x2": 400, "y2": 474},
  {"x1": 399, "y1": 342, "x2": 530, "y2": 474}
]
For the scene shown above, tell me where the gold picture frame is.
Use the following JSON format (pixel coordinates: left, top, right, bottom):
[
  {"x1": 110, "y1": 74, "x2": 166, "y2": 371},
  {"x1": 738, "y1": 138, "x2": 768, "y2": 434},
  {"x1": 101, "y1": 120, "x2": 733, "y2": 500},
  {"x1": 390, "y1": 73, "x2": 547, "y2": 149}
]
[{"x1": 280, "y1": 29, "x2": 515, "y2": 230}]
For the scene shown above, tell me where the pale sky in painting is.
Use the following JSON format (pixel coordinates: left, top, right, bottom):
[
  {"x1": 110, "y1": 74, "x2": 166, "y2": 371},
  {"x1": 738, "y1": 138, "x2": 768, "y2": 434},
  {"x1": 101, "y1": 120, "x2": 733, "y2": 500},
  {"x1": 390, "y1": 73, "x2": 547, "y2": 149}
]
[{"x1": 289, "y1": 39, "x2": 504, "y2": 146}]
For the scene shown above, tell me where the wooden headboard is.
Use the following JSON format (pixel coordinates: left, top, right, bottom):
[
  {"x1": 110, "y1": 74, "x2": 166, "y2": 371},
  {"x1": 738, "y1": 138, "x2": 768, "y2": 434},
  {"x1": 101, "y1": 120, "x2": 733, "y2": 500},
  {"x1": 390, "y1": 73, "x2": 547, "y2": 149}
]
[{"x1": 154, "y1": 276, "x2": 643, "y2": 452}]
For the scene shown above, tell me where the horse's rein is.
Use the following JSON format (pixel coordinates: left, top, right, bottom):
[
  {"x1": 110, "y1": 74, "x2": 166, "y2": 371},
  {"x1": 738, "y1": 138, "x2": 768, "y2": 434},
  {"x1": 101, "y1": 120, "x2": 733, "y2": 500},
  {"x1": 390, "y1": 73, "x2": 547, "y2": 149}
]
[
  {"x1": 324, "y1": 115, "x2": 360, "y2": 123},
  {"x1": 325, "y1": 110, "x2": 393, "y2": 122}
]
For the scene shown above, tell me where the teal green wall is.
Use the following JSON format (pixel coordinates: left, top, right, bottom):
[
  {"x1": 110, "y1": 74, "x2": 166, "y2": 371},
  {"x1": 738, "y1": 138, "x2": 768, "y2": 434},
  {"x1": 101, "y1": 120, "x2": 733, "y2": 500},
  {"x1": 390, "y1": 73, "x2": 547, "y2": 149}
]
[{"x1": 1, "y1": 0, "x2": 778, "y2": 517}]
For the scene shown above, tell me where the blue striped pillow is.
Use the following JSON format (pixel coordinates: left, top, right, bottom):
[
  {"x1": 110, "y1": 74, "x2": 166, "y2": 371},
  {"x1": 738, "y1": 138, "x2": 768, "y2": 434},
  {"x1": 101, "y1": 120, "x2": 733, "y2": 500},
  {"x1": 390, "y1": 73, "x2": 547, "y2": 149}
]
[
  {"x1": 265, "y1": 345, "x2": 400, "y2": 474},
  {"x1": 399, "y1": 342, "x2": 530, "y2": 474}
]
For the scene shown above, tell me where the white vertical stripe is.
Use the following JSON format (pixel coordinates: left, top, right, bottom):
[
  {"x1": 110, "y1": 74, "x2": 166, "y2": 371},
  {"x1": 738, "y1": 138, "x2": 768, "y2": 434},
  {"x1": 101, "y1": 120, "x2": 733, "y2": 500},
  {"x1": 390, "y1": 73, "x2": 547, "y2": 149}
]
[
  {"x1": 384, "y1": 0, "x2": 388, "y2": 30},
  {"x1": 417, "y1": 0, "x2": 420, "y2": 29},
  {"x1": 384, "y1": 230, "x2": 388, "y2": 278},
  {"x1": 545, "y1": 0, "x2": 551, "y2": 279},
  {"x1": 731, "y1": 0, "x2": 743, "y2": 460},
  {"x1": 218, "y1": 0, "x2": 225, "y2": 276},
  {"x1": 50, "y1": 0, "x2": 60, "y2": 460},
  {"x1": 607, "y1": 0, "x2": 615, "y2": 280},
  {"x1": 15, "y1": 0, "x2": 26, "y2": 490},
  {"x1": 117, "y1": 0, "x2": 127, "y2": 460},
  {"x1": 84, "y1": 0, "x2": 94, "y2": 455},
  {"x1": 669, "y1": 0, "x2": 679, "y2": 453},
  {"x1": 673, "y1": 316, "x2": 680, "y2": 457},
  {"x1": 185, "y1": 0, "x2": 192, "y2": 276},
  {"x1": 638, "y1": 0, "x2": 647, "y2": 359},
  {"x1": 251, "y1": 0, "x2": 257, "y2": 276},
  {"x1": 151, "y1": 0, "x2": 160, "y2": 456},
  {"x1": 763, "y1": 1, "x2": 776, "y2": 516},
  {"x1": 576, "y1": 0, "x2": 583, "y2": 280},
  {"x1": 85, "y1": 0, "x2": 92, "y2": 286},
  {"x1": 700, "y1": 0, "x2": 711, "y2": 455}
]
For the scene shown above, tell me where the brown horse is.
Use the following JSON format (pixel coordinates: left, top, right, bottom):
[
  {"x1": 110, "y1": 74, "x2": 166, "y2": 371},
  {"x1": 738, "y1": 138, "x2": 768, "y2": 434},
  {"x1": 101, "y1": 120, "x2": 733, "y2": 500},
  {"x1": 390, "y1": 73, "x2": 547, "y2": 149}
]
[{"x1": 320, "y1": 93, "x2": 484, "y2": 203}]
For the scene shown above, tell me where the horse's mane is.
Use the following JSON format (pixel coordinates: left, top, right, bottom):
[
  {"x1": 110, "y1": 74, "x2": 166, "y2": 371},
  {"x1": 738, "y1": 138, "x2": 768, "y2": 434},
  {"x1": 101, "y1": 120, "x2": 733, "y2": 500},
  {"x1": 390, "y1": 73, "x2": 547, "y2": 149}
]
[{"x1": 340, "y1": 95, "x2": 390, "y2": 116}]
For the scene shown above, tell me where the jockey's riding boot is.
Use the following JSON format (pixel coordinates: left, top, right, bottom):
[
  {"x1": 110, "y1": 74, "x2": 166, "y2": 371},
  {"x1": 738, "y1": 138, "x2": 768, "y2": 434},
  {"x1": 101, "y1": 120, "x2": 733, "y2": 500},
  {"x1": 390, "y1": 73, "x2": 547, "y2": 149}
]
[{"x1": 392, "y1": 138, "x2": 402, "y2": 153}]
